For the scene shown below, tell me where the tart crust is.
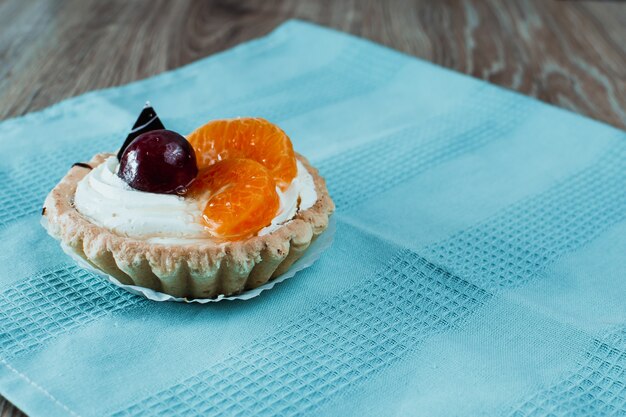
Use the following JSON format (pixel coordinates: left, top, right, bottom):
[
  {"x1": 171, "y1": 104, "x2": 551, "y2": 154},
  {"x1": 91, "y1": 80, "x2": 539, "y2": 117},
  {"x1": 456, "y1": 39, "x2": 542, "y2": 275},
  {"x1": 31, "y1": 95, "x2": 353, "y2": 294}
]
[{"x1": 43, "y1": 152, "x2": 334, "y2": 299}]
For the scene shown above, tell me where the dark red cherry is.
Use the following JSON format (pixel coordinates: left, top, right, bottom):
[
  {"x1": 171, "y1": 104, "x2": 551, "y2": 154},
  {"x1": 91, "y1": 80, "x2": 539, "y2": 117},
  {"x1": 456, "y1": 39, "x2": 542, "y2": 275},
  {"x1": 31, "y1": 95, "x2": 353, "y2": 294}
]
[{"x1": 118, "y1": 130, "x2": 198, "y2": 194}]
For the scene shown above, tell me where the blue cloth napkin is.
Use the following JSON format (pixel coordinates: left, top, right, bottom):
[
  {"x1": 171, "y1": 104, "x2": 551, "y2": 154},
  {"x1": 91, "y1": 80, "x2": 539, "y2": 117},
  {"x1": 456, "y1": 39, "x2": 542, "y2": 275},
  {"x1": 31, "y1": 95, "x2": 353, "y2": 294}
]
[{"x1": 1, "y1": 20, "x2": 625, "y2": 417}]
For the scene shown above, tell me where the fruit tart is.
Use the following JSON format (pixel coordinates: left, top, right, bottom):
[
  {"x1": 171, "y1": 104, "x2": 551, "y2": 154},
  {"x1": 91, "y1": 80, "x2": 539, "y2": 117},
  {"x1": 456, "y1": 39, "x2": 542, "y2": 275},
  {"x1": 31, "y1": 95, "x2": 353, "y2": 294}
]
[{"x1": 43, "y1": 104, "x2": 334, "y2": 299}]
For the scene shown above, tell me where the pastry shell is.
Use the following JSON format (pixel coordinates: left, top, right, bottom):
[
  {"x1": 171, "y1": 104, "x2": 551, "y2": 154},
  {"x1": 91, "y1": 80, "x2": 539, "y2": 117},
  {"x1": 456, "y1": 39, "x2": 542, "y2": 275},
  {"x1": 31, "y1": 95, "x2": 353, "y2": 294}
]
[{"x1": 43, "y1": 153, "x2": 334, "y2": 299}]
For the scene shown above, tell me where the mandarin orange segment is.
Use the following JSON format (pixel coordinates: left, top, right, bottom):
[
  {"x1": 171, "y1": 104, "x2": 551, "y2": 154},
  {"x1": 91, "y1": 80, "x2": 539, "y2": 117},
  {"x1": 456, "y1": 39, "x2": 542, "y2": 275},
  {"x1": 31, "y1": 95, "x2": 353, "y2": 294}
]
[
  {"x1": 189, "y1": 158, "x2": 280, "y2": 240},
  {"x1": 187, "y1": 117, "x2": 297, "y2": 191}
]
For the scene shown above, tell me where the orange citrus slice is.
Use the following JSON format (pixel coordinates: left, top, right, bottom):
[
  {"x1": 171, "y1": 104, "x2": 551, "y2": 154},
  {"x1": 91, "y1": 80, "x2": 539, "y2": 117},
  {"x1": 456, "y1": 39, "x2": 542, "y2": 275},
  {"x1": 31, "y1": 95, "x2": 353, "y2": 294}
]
[
  {"x1": 189, "y1": 158, "x2": 280, "y2": 240},
  {"x1": 186, "y1": 117, "x2": 297, "y2": 191}
]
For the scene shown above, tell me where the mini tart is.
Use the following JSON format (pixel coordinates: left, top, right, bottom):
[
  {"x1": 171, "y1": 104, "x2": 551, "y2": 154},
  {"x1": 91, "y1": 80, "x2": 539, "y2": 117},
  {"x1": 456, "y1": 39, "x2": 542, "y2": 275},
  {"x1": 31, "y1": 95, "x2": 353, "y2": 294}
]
[{"x1": 43, "y1": 152, "x2": 334, "y2": 299}]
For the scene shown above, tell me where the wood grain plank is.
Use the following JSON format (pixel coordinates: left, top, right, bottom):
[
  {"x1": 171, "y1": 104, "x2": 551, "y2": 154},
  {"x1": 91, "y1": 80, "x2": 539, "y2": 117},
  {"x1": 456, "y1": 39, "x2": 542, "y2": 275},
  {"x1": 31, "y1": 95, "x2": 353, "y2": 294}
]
[
  {"x1": 0, "y1": 396, "x2": 21, "y2": 417},
  {"x1": 1, "y1": 1, "x2": 625, "y2": 416},
  {"x1": 0, "y1": 0, "x2": 625, "y2": 128}
]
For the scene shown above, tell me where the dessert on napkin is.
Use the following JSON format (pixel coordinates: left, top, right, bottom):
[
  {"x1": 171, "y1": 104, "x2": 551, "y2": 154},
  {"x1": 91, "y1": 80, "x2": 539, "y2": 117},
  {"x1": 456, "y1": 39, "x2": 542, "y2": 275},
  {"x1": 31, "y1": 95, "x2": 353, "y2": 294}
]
[{"x1": 43, "y1": 104, "x2": 334, "y2": 299}]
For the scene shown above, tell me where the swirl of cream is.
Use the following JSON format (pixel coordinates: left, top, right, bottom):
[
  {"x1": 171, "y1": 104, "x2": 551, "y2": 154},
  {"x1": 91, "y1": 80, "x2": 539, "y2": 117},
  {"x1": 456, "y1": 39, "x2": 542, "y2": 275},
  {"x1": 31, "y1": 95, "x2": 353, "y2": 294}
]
[{"x1": 74, "y1": 156, "x2": 317, "y2": 242}]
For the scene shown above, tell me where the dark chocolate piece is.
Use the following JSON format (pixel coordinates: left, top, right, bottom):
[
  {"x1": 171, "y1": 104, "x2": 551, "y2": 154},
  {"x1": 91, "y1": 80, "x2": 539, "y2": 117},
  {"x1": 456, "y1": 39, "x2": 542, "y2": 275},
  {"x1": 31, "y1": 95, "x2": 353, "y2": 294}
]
[
  {"x1": 116, "y1": 102, "x2": 165, "y2": 160},
  {"x1": 72, "y1": 162, "x2": 93, "y2": 170}
]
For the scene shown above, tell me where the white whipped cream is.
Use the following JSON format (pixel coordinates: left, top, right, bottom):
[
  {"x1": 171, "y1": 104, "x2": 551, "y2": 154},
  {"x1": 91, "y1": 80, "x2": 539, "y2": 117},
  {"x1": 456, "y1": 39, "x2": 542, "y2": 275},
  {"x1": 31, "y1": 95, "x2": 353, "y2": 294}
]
[{"x1": 74, "y1": 156, "x2": 317, "y2": 242}]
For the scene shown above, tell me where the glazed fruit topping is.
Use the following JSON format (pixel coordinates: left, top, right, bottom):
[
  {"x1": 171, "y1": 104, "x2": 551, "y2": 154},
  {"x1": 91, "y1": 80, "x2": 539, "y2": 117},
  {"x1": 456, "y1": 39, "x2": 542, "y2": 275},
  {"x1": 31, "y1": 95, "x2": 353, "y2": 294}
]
[
  {"x1": 118, "y1": 129, "x2": 198, "y2": 194},
  {"x1": 186, "y1": 118, "x2": 300, "y2": 237},
  {"x1": 114, "y1": 110, "x2": 298, "y2": 239},
  {"x1": 187, "y1": 117, "x2": 297, "y2": 191},
  {"x1": 189, "y1": 158, "x2": 280, "y2": 240}
]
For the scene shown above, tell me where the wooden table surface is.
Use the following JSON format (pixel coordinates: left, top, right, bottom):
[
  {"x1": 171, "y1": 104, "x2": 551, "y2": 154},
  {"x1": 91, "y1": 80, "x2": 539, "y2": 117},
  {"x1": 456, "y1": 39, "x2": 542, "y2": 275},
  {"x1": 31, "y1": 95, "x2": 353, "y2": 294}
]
[{"x1": 1, "y1": 0, "x2": 625, "y2": 415}]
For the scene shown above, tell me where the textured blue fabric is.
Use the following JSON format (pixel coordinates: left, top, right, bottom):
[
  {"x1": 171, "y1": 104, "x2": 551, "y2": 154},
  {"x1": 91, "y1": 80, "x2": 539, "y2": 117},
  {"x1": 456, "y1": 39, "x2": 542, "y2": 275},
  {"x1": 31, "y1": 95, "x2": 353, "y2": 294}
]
[{"x1": 1, "y1": 20, "x2": 625, "y2": 417}]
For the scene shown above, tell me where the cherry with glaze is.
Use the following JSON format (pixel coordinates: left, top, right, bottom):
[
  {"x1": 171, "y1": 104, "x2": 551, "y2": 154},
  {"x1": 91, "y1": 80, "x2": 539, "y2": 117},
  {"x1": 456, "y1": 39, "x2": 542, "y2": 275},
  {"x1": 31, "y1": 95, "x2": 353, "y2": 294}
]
[{"x1": 118, "y1": 130, "x2": 198, "y2": 194}]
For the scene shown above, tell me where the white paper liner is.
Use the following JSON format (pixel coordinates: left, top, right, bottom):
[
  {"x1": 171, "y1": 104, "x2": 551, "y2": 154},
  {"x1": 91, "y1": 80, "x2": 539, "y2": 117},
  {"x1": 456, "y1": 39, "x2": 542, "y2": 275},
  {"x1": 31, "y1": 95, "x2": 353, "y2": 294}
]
[{"x1": 42, "y1": 215, "x2": 335, "y2": 303}]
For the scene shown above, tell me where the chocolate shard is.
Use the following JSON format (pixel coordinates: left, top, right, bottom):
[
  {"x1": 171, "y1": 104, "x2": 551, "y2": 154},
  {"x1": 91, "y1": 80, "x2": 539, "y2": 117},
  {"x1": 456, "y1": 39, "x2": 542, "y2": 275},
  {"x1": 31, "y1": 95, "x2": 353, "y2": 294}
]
[
  {"x1": 116, "y1": 102, "x2": 165, "y2": 160},
  {"x1": 72, "y1": 162, "x2": 93, "y2": 170}
]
